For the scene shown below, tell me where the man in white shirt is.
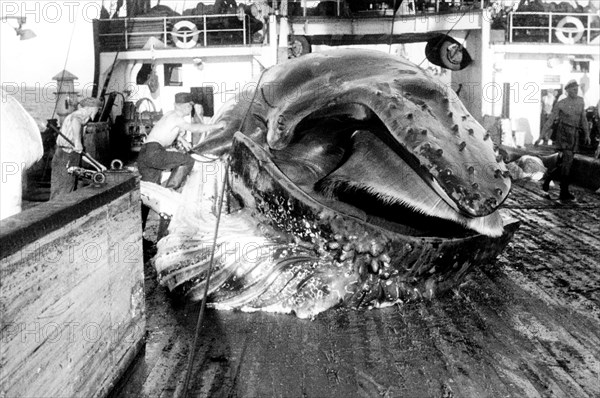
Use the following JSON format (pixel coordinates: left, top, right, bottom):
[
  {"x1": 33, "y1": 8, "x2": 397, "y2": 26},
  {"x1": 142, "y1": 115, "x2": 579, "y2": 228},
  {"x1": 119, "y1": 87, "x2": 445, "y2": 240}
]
[{"x1": 50, "y1": 97, "x2": 102, "y2": 199}]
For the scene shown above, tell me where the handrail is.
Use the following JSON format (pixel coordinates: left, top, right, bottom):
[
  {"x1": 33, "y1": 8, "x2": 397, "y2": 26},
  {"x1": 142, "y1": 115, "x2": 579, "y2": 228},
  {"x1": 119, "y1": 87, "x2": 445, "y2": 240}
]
[
  {"x1": 508, "y1": 11, "x2": 600, "y2": 44},
  {"x1": 97, "y1": 13, "x2": 248, "y2": 22},
  {"x1": 97, "y1": 13, "x2": 257, "y2": 50}
]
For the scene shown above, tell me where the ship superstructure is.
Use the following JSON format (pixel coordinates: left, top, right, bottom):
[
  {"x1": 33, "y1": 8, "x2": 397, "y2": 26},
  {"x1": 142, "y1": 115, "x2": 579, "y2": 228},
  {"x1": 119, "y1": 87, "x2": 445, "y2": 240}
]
[{"x1": 91, "y1": 0, "x2": 495, "y2": 149}]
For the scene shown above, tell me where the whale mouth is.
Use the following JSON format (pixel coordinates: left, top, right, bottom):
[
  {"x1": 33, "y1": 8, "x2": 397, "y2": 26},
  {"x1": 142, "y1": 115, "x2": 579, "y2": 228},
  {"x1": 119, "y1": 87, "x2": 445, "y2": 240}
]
[
  {"x1": 271, "y1": 104, "x2": 504, "y2": 238},
  {"x1": 152, "y1": 49, "x2": 519, "y2": 319}
]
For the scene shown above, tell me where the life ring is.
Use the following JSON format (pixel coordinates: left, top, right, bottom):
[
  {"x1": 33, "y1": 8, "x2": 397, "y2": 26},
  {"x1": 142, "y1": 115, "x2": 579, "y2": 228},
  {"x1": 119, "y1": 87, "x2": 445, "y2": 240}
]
[
  {"x1": 555, "y1": 16, "x2": 584, "y2": 44},
  {"x1": 171, "y1": 20, "x2": 199, "y2": 49}
]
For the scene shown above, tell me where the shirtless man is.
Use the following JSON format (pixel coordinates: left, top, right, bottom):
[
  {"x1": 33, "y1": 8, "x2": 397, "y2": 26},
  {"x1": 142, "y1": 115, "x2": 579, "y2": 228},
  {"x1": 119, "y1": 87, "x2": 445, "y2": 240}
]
[{"x1": 137, "y1": 92, "x2": 225, "y2": 190}]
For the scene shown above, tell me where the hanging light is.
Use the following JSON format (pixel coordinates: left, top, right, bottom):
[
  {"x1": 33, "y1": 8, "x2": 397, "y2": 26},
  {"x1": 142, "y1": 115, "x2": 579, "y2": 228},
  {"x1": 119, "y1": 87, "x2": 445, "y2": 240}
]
[
  {"x1": 16, "y1": 26, "x2": 36, "y2": 40},
  {"x1": 2, "y1": 16, "x2": 36, "y2": 40}
]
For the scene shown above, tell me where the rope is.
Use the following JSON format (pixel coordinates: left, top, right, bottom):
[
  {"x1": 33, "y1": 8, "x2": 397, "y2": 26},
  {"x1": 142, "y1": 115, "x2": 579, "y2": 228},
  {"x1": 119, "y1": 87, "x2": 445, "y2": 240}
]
[
  {"x1": 239, "y1": 65, "x2": 270, "y2": 131},
  {"x1": 190, "y1": 62, "x2": 271, "y2": 154},
  {"x1": 180, "y1": 159, "x2": 230, "y2": 398},
  {"x1": 42, "y1": 12, "x2": 78, "y2": 185},
  {"x1": 98, "y1": 51, "x2": 121, "y2": 101},
  {"x1": 179, "y1": 64, "x2": 271, "y2": 397},
  {"x1": 50, "y1": 18, "x2": 78, "y2": 121},
  {"x1": 389, "y1": 0, "x2": 398, "y2": 53}
]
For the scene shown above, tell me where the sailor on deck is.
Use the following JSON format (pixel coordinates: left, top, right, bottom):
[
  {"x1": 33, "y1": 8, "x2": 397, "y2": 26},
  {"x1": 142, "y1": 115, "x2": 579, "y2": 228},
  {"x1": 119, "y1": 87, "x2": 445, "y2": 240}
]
[
  {"x1": 137, "y1": 92, "x2": 225, "y2": 191},
  {"x1": 540, "y1": 80, "x2": 591, "y2": 201},
  {"x1": 50, "y1": 97, "x2": 101, "y2": 200},
  {"x1": 137, "y1": 92, "x2": 225, "y2": 236}
]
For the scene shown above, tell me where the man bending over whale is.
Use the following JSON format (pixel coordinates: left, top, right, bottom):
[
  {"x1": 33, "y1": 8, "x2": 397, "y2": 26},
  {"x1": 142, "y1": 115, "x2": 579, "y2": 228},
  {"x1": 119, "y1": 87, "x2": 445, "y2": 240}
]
[
  {"x1": 137, "y1": 92, "x2": 225, "y2": 236},
  {"x1": 137, "y1": 92, "x2": 225, "y2": 190}
]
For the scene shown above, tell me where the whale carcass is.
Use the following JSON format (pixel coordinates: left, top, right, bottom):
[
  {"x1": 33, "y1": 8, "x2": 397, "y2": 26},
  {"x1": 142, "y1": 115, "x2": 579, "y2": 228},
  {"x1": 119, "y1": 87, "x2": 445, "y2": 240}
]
[{"x1": 153, "y1": 49, "x2": 519, "y2": 319}]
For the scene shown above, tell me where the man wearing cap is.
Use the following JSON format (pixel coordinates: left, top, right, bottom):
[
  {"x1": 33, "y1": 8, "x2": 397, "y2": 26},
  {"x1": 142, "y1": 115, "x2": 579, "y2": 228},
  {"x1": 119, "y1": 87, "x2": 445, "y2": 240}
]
[
  {"x1": 50, "y1": 97, "x2": 102, "y2": 199},
  {"x1": 137, "y1": 92, "x2": 225, "y2": 190},
  {"x1": 540, "y1": 80, "x2": 590, "y2": 201}
]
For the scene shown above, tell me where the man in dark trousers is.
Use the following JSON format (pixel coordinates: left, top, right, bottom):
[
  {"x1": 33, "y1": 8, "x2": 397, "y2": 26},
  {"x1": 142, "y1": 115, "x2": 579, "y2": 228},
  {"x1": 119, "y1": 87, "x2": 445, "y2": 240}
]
[
  {"x1": 540, "y1": 80, "x2": 590, "y2": 201},
  {"x1": 137, "y1": 92, "x2": 225, "y2": 237},
  {"x1": 137, "y1": 92, "x2": 224, "y2": 190},
  {"x1": 50, "y1": 97, "x2": 102, "y2": 200}
]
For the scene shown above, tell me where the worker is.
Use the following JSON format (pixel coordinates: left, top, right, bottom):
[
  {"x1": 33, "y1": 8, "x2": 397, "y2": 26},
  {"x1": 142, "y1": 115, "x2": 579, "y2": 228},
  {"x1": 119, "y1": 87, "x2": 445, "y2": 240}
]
[
  {"x1": 137, "y1": 92, "x2": 225, "y2": 237},
  {"x1": 137, "y1": 92, "x2": 225, "y2": 191},
  {"x1": 50, "y1": 97, "x2": 102, "y2": 200},
  {"x1": 540, "y1": 80, "x2": 590, "y2": 201}
]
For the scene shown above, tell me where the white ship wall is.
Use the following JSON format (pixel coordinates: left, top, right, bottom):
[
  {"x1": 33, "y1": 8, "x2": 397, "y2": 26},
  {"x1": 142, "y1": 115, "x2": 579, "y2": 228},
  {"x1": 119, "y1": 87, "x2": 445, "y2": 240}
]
[
  {"x1": 490, "y1": 52, "x2": 599, "y2": 145},
  {"x1": 99, "y1": 53, "x2": 261, "y2": 119}
]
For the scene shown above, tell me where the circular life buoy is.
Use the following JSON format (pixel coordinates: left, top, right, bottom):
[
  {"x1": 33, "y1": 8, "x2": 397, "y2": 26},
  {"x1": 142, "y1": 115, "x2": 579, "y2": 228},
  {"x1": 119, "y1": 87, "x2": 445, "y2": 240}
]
[
  {"x1": 171, "y1": 20, "x2": 199, "y2": 49},
  {"x1": 555, "y1": 16, "x2": 584, "y2": 44}
]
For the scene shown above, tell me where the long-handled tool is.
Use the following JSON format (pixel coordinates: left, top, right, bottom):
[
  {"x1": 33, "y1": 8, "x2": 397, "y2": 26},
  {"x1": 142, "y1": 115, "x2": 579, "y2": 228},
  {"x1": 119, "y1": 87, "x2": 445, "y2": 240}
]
[{"x1": 47, "y1": 123, "x2": 106, "y2": 172}]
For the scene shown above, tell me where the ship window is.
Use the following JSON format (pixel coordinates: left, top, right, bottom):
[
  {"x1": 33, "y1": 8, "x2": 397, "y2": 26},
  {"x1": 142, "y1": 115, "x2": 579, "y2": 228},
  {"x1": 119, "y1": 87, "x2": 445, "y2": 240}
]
[{"x1": 164, "y1": 64, "x2": 183, "y2": 86}]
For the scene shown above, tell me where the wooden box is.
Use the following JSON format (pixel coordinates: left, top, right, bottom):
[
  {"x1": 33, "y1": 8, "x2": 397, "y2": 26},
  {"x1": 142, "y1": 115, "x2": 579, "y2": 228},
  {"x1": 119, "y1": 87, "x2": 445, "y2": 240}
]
[{"x1": 0, "y1": 177, "x2": 145, "y2": 397}]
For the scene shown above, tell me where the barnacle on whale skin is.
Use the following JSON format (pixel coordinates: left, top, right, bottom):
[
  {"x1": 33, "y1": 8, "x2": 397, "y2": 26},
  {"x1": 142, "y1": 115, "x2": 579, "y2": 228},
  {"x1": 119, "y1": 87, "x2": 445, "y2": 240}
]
[{"x1": 154, "y1": 49, "x2": 519, "y2": 319}]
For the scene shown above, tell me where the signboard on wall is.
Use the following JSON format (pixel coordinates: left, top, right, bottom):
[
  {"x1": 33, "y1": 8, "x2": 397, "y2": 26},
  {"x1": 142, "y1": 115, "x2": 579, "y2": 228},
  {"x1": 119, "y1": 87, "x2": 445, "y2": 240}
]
[{"x1": 543, "y1": 75, "x2": 561, "y2": 84}]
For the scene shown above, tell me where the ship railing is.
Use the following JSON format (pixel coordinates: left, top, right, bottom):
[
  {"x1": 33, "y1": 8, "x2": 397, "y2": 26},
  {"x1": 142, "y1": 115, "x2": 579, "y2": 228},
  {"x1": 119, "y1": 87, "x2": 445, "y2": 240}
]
[
  {"x1": 508, "y1": 11, "x2": 600, "y2": 44},
  {"x1": 96, "y1": 13, "x2": 261, "y2": 51},
  {"x1": 283, "y1": 0, "x2": 486, "y2": 18}
]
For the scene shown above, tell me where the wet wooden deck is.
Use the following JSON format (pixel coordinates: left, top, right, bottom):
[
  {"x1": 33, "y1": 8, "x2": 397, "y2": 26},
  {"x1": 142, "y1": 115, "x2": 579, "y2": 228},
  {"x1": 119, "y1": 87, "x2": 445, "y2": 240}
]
[{"x1": 110, "y1": 180, "x2": 600, "y2": 398}]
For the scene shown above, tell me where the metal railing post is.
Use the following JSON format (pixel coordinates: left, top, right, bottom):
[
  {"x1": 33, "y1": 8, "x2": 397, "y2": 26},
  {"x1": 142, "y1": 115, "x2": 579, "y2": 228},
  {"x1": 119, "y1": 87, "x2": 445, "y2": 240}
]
[
  {"x1": 125, "y1": 18, "x2": 129, "y2": 49},
  {"x1": 243, "y1": 15, "x2": 247, "y2": 45},
  {"x1": 509, "y1": 12, "x2": 513, "y2": 43},
  {"x1": 203, "y1": 15, "x2": 208, "y2": 46},
  {"x1": 164, "y1": 17, "x2": 168, "y2": 44},
  {"x1": 587, "y1": 14, "x2": 591, "y2": 44},
  {"x1": 548, "y1": 12, "x2": 552, "y2": 43}
]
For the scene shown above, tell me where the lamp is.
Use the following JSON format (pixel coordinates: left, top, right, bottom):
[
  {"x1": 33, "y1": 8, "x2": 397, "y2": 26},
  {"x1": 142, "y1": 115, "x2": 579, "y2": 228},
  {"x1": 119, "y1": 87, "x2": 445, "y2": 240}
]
[
  {"x1": 16, "y1": 26, "x2": 36, "y2": 40},
  {"x1": 2, "y1": 16, "x2": 36, "y2": 40}
]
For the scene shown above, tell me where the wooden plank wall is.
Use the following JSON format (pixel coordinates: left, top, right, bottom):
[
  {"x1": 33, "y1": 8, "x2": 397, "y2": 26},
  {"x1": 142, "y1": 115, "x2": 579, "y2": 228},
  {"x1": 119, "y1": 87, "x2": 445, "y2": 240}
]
[{"x1": 0, "y1": 177, "x2": 145, "y2": 397}]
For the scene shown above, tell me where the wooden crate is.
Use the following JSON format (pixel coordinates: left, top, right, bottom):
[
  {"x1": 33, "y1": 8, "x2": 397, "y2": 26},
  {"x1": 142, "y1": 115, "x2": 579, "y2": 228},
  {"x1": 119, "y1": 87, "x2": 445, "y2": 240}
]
[{"x1": 0, "y1": 177, "x2": 145, "y2": 397}]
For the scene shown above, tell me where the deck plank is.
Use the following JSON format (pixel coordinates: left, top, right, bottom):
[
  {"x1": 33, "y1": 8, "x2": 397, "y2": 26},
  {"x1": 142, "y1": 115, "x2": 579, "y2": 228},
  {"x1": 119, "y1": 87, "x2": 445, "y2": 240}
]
[{"x1": 109, "y1": 181, "x2": 600, "y2": 398}]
